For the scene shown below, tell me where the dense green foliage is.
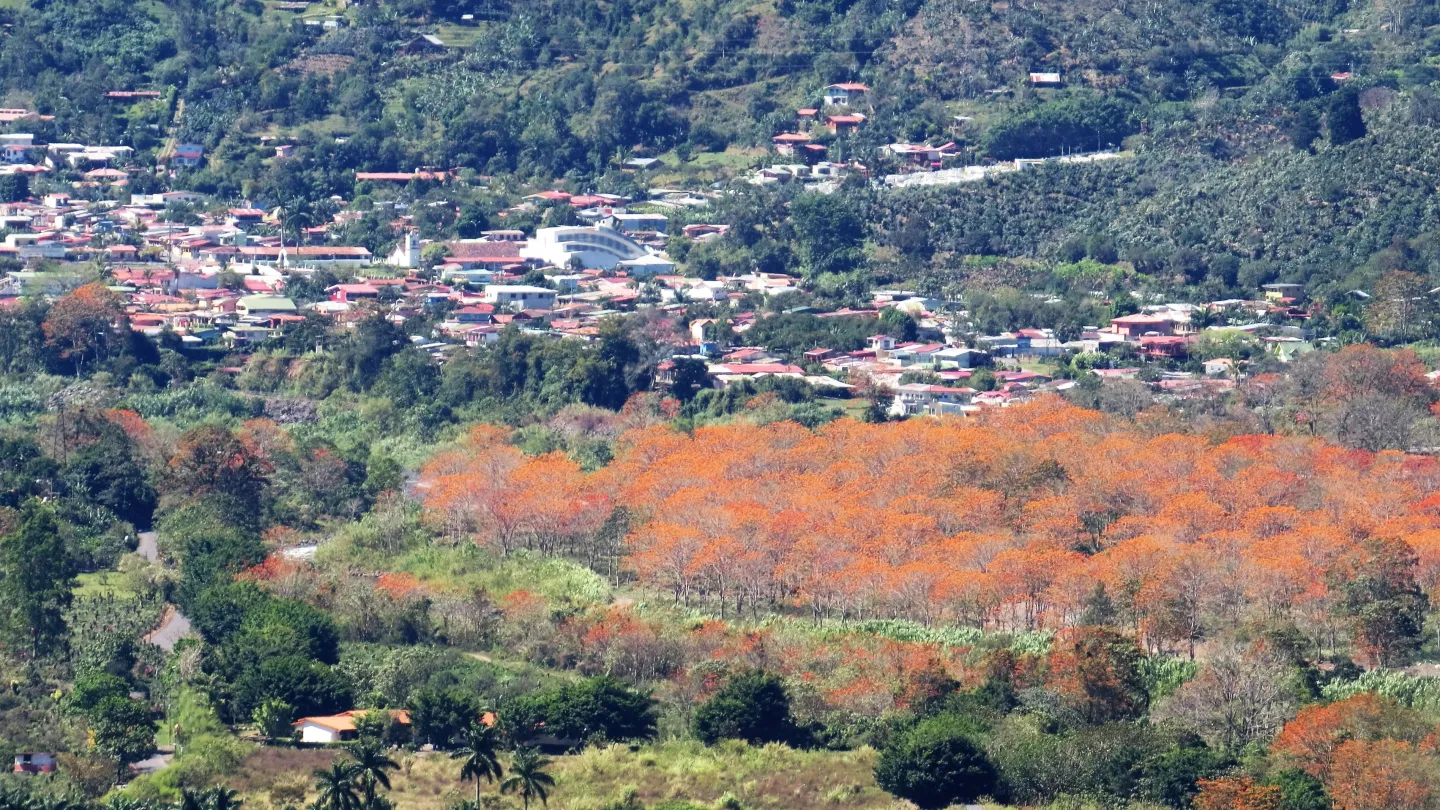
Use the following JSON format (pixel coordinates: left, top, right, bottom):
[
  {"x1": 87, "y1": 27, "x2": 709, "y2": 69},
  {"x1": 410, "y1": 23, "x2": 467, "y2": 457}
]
[
  {"x1": 692, "y1": 671, "x2": 801, "y2": 747},
  {"x1": 874, "y1": 714, "x2": 999, "y2": 809},
  {"x1": 504, "y1": 676, "x2": 657, "y2": 746}
]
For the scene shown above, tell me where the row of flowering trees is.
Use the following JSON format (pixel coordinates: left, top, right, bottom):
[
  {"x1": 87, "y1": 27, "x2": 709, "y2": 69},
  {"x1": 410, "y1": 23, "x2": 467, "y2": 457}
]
[{"x1": 421, "y1": 399, "x2": 1440, "y2": 664}]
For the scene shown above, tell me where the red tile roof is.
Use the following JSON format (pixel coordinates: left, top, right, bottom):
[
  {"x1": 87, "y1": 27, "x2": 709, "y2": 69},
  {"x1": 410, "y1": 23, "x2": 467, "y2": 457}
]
[{"x1": 446, "y1": 241, "x2": 521, "y2": 258}]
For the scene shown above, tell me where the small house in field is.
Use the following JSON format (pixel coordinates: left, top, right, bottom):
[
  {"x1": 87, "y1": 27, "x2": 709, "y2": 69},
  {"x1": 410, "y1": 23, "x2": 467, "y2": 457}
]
[
  {"x1": 293, "y1": 710, "x2": 411, "y2": 744},
  {"x1": 13, "y1": 753, "x2": 57, "y2": 774},
  {"x1": 1028, "y1": 72, "x2": 1062, "y2": 86}
]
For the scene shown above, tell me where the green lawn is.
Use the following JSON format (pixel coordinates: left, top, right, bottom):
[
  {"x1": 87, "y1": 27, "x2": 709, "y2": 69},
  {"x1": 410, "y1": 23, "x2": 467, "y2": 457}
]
[
  {"x1": 74, "y1": 570, "x2": 139, "y2": 600},
  {"x1": 433, "y1": 23, "x2": 485, "y2": 48},
  {"x1": 1016, "y1": 359, "x2": 1060, "y2": 375},
  {"x1": 816, "y1": 397, "x2": 869, "y2": 419}
]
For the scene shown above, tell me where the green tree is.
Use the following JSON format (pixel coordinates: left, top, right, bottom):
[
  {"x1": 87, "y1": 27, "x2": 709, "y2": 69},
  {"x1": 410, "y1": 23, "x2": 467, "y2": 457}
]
[
  {"x1": 313, "y1": 760, "x2": 362, "y2": 810},
  {"x1": 1326, "y1": 88, "x2": 1366, "y2": 145},
  {"x1": 252, "y1": 698, "x2": 295, "y2": 742},
  {"x1": 353, "y1": 710, "x2": 389, "y2": 741},
  {"x1": 692, "y1": 670, "x2": 799, "y2": 746},
  {"x1": 874, "y1": 714, "x2": 999, "y2": 810},
  {"x1": 503, "y1": 676, "x2": 656, "y2": 746},
  {"x1": 64, "y1": 433, "x2": 158, "y2": 528},
  {"x1": 982, "y1": 96, "x2": 1137, "y2": 159},
  {"x1": 410, "y1": 687, "x2": 481, "y2": 748},
  {"x1": 230, "y1": 655, "x2": 351, "y2": 721},
  {"x1": 349, "y1": 740, "x2": 398, "y2": 808},
  {"x1": 668, "y1": 358, "x2": 711, "y2": 402},
  {"x1": 68, "y1": 672, "x2": 131, "y2": 714},
  {"x1": 878, "y1": 307, "x2": 918, "y2": 342},
  {"x1": 0, "y1": 172, "x2": 30, "y2": 203},
  {"x1": 790, "y1": 192, "x2": 863, "y2": 276},
  {"x1": 500, "y1": 748, "x2": 555, "y2": 810},
  {"x1": 452, "y1": 723, "x2": 504, "y2": 806},
  {"x1": 1133, "y1": 744, "x2": 1231, "y2": 807},
  {"x1": 181, "y1": 787, "x2": 243, "y2": 810},
  {"x1": 89, "y1": 696, "x2": 157, "y2": 782},
  {"x1": 336, "y1": 316, "x2": 409, "y2": 392},
  {"x1": 1285, "y1": 105, "x2": 1320, "y2": 152},
  {"x1": 1265, "y1": 769, "x2": 1330, "y2": 810},
  {"x1": 0, "y1": 500, "x2": 77, "y2": 658}
]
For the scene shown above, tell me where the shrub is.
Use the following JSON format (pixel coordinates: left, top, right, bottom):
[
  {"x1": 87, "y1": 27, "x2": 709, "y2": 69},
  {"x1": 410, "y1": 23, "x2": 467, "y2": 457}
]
[
  {"x1": 505, "y1": 676, "x2": 657, "y2": 746},
  {"x1": 874, "y1": 713, "x2": 999, "y2": 809},
  {"x1": 693, "y1": 671, "x2": 799, "y2": 747}
]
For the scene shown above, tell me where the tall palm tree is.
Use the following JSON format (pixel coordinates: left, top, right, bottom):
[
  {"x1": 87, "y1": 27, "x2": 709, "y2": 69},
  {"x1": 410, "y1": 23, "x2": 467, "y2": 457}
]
[
  {"x1": 179, "y1": 789, "x2": 207, "y2": 810},
  {"x1": 204, "y1": 787, "x2": 244, "y2": 810},
  {"x1": 349, "y1": 739, "x2": 399, "y2": 808},
  {"x1": 313, "y1": 759, "x2": 362, "y2": 810},
  {"x1": 499, "y1": 748, "x2": 554, "y2": 810},
  {"x1": 451, "y1": 723, "x2": 504, "y2": 806}
]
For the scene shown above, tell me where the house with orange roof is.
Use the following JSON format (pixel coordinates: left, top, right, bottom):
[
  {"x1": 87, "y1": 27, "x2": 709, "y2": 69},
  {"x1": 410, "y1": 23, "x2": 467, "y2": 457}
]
[
  {"x1": 293, "y1": 709, "x2": 412, "y2": 744},
  {"x1": 824, "y1": 83, "x2": 869, "y2": 106}
]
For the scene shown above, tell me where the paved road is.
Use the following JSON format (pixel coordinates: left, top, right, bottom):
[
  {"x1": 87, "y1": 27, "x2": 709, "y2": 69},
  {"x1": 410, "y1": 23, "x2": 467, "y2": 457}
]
[
  {"x1": 145, "y1": 607, "x2": 193, "y2": 652},
  {"x1": 136, "y1": 530, "x2": 194, "y2": 651},
  {"x1": 137, "y1": 530, "x2": 158, "y2": 561},
  {"x1": 129, "y1": 748, "x2": 175, "y2": 775}
]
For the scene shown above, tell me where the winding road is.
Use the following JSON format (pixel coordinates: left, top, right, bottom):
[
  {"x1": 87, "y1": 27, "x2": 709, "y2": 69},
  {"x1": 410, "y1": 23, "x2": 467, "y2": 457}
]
[{"x1": 137, "y1": 531, "x2": 195, "y2": 652}]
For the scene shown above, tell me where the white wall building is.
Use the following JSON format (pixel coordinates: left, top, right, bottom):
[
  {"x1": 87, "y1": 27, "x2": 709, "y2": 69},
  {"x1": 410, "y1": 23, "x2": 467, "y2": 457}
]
[
  {"x1": 387, "y1": 231, "x2": 421, "y2": 268},
  {"x1": 484, "y1": 284, "x2": 557, "y2": 311},
  {"x1": 520, "y1": 224, "x2": 647, "y2": 270}
]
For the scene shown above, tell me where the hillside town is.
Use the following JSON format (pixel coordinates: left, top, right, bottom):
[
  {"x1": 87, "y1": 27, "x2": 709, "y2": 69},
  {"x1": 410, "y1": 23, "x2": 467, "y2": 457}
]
[{"x1": 0, "y1": 162, "x2": 1317, "y2": 419}]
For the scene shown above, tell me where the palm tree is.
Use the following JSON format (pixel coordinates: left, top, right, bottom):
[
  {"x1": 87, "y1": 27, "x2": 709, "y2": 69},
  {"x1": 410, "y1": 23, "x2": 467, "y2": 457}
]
[
  {"x1": 499, "y1": 748, "x2": 554, "y2": 810},
  {"x1": 204, "y1": 787, "x2": 244, "y2": 810},
  {"x1": 451, "y1": 723, "x2": 504, "y2": 806},
  {"x1": 349, "y1": 739, "x2": 399, "y2": 808},
  {"x1": 179, "y1": 789, "x2": 207, "y2": 810},
  {"x1": 313, "y1": 759, "x2": 363, "y2": 810}
]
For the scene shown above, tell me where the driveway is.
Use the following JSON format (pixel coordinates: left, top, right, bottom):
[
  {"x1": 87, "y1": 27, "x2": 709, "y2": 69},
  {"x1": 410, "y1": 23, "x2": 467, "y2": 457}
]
[
  {"x1": 144, "y1": 605, "x2": 193, "y2": 653},
  {"x1": 135, "y1": 531, "x2": 194, "y2": 652},
  {"x1": 136, "y1": 530, "x2": 159, "y2": 561}
]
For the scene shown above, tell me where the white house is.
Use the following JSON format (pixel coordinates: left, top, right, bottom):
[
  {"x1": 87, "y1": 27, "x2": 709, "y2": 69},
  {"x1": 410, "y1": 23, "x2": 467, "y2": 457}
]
[
  {"x1": 891, "y1": 383, "x2": 975, "y2": 417},
  {"x1": 520, "y1": 224, "x2": 647, "y2": 270},
  {"x1": 483, "y1": 284, "x2": 557, "y2": 311},
  {"x1": 1, "y1": 134, "x2": 34, "y2": 164},
  {"x1": 292, "y1": 710, "x2": 410, "y2": 744},
  {"x1": 824, "y1": 83, "x2": 869, "y2": 106},
  {"x1": 13, "y1": 752, "x2": 57, "y2": 774}
]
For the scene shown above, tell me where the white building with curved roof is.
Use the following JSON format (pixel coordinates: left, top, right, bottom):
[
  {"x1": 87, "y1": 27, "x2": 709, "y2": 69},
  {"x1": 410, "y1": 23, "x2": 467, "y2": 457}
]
[{"x1": 521, "y1": 224, "x2": 648, "y2": 270}]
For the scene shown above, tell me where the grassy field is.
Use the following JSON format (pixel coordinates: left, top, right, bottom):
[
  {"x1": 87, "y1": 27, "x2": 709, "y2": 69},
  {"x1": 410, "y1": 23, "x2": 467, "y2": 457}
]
[
  {"x1": 814, "y1": 397, "x2": 869, "y2": 420},
  {"x1": 646, "y1": 146, "x2": 763, "y2": 186},
  {"x1": 433, "y1": 23, "x2": 486, "y2": 49},
  {"x1": 225, "y1": 741, "x2": 895, "y2": 810},
  {"x1": 74, "y1": 570, "x2": 139, "y2": 600}
]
